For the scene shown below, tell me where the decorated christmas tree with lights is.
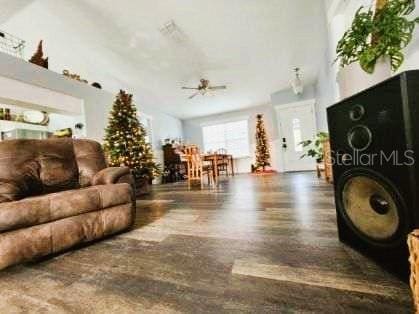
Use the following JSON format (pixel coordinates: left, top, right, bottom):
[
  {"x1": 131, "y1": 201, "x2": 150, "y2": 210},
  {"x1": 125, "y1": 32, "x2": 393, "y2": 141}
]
[
  {"x1": 103, "y1": 90, "x2": 159, "y2": 180},
  {"x1": 255, "y1": 114, "x2": 271, "y2": 171}
]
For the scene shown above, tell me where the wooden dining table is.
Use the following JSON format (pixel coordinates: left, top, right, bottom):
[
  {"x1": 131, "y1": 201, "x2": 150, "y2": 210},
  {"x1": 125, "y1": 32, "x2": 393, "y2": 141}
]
[{"x1": 203, "y1": 153, "x2": 234, "y2": 181}]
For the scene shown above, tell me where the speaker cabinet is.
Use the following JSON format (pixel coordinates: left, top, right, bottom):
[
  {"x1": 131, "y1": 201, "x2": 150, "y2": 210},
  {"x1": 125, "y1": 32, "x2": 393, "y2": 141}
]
[{"x1": 327, "y1": 70, "x2": 419, "y2": 279}]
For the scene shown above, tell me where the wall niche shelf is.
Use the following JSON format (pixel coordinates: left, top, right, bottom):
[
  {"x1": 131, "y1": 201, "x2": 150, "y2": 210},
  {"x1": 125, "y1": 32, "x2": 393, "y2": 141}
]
[{"x1": 0, "y1": 119, "x2": 48, "y2": 132}]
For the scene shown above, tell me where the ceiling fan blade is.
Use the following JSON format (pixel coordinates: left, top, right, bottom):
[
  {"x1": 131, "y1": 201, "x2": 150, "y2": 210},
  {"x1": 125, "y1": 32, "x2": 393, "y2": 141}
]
[
  {"x1": 189, "y1": 92, "x2": 199, "y2": 99},
  {"x1": 182, "y1": 87, "x2": 199, "y2": 90},
  {"x1": 209, "y1": 86, "x2": 227, "y2": 90}
]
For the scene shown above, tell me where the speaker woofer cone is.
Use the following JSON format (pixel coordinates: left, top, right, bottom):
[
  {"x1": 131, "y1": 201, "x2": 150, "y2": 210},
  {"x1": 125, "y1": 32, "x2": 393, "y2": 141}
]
[{"x1": 337, "y1": 170, "x2": 408, "y2": 247}]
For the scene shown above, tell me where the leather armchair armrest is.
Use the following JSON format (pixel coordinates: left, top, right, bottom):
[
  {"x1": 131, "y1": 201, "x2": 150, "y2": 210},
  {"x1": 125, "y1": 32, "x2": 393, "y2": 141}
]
[{"x1": 92, "y1": 167, "x2": 131, "y2": 186}]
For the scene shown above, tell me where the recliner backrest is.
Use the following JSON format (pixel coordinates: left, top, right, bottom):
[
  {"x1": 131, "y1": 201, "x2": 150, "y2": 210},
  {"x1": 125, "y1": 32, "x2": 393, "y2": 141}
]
[
  {"x1": 0, "y1": 138, "x2": 108, "y2": 202},
  {"x1": 73, "y1": 139, "x2": 107, "y2": 187},
  {"x1": 0, "y1": 138, "x2": 79, "y2": 201}
]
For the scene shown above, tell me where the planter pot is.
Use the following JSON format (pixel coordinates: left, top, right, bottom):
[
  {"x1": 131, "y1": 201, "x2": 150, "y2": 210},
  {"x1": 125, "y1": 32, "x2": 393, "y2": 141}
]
[
  {"x1": 337, "y1": 57, "x2": 392, "y2": 100},
  {"x1": 135, "y1": 177, "x2": 151, "y2": 196}
]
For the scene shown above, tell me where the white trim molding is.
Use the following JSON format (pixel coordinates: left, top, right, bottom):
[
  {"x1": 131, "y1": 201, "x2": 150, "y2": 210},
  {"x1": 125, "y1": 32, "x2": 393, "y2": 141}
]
[{"x1": 273, "y1": 98, "x2": 316, "y2": 111}]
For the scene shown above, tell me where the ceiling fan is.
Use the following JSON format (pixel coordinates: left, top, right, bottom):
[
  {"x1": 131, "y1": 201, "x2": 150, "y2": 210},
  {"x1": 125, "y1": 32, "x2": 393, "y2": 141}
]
[{"x1": 182, "y1": 79, "x2": 227, "y2": 99}]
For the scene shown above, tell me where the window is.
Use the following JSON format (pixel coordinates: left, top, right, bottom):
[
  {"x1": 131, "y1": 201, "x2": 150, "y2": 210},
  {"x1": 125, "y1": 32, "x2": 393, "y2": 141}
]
[{"x1": 202, "y1": 120, "x2": 249, "y2": 158}]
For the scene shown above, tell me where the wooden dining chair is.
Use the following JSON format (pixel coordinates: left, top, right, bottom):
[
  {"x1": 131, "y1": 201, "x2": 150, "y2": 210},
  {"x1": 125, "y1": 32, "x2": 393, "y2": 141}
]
[
  {"x1": 184, "y1": 144, "x2": 199, "y2": 156},
  {"x1": 323, "y1": 139, "x2": 333, "y2": 183},
  {"x1": 186, "y1": 146, "x2": 215, "y2": 187},
  {"x1": 216, "y1": 148, "x2": 230, "y2": 176}
]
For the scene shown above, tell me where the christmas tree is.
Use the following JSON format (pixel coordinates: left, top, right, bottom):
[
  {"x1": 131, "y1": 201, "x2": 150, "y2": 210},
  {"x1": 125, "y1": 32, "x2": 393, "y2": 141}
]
[
  {"x1": 29, "y1": 40, "x2": 48, "y2": 69},
  {"x1": 255, "y1": 114, "x2": 271, "y2": 171},
  {"x1": 103, "y1": 90, "x2": 159, "y2": 181}
]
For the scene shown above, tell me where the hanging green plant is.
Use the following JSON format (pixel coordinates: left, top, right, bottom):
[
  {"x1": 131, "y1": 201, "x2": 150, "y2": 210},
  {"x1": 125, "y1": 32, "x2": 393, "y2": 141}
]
[{"x1": 336, "y1": 0, "x2": 419, "y2": 74}]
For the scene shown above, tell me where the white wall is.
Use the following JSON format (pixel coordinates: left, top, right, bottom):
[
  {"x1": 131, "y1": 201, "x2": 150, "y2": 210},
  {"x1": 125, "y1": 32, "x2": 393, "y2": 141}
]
[
  {"x1": 271, "y1": 85, "x2": 316, "y2": 107},
  {"x1": 0, "y1": 51, "x2": 183, "y2": 171},
  {"x1": 183, "y1": 83, "x2": 324, "y2": 174},
  {"x1": 174, "y1": 1, "x2": 332, "y2": 175},
  {"x1": 314, "y1": 0, "x2": 339, "y2": 132},
  {"x1": 315, "y1": 59, "x2": 336, "y2": 131},
  {"x1": 314, "y1": 0, "x2": 415, "y2": 133},
  {"x1": 183, "y1": 104, "x2": 281, "y2": 174},
  {"x1": 183, "y1": 0, "x2": 419, "y2": 174},
  {"x1": 0, "y1": 1, "x2": 184, "y2": 168},
  {"x1": 397, "y1": 4, "x2": 419, "y2": 73},
  {"x1": 183, "y1": 97, "x2": 324, "y2": 174},
  {"x1": 324, "y1": 0, "x2": 419, "y2": 104},
  {"x1": 270, "y1": 84, "x2": 330, "y2": 131}
]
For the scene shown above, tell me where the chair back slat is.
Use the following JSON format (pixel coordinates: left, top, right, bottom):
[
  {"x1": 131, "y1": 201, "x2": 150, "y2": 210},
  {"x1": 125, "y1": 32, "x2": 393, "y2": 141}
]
[{"x1": 185, "y1": 145, "x2": 214, "y2": 186}]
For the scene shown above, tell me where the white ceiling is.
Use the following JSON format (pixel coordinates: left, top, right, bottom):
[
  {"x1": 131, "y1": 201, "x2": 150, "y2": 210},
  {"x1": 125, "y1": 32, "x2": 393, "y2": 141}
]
[{"x1": 0, "y1": 0, "x2": 328, "y2": 119}]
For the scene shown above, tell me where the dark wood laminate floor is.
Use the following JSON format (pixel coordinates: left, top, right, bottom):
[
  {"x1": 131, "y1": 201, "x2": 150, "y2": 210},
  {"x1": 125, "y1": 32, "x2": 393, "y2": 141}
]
[{"x1": 0, "y1": 173, "x2": 412, "y2": 313}]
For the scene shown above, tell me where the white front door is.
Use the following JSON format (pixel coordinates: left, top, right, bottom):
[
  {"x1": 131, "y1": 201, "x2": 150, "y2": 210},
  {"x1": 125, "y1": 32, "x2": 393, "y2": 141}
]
[{"x1": 276, "y1": 100, "x2": 317, "y2": 172}]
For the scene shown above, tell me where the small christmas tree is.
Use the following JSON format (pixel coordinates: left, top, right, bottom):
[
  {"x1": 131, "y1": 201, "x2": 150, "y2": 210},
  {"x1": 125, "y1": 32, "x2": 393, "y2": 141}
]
[
  {"x1": 255, "y1": 114, "x2": 271, "y2": 171},
  {"x1": 103, "y1": 90, "x2": 159, "y2": 181},
  {"x1": 29, "y1": 40, "x2": 48, "y2": 69}
]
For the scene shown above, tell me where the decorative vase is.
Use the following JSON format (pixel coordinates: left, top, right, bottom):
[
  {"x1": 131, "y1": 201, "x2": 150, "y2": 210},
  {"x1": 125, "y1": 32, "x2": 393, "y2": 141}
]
[{"x1": 337, "y1": 57, "x2": 392, "y2": 100}]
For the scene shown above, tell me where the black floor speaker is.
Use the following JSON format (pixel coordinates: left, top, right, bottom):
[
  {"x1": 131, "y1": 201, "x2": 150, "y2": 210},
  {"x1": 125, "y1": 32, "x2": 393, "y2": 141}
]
[{"x1": 327, "y1": 70, "x2": 419, "y2": 280}]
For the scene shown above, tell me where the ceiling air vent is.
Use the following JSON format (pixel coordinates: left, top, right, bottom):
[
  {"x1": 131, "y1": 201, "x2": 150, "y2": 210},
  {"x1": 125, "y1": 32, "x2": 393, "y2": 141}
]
[{"x1": 159, "y1": 20, "x2": 186, "y2": 44}]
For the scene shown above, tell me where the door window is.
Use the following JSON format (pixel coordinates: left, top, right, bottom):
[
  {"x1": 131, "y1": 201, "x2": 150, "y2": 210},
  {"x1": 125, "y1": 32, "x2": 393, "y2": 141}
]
[{"x1": 292, "y1": 118, "x2": 303, "y2": 152}]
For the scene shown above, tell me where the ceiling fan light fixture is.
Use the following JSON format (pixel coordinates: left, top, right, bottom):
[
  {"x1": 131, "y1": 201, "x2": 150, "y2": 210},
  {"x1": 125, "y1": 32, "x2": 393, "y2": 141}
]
[
  {"x1": 291, "y1": 67, "x2": 304, "y2": 95},
  {"x1": 182, "y1": 78, "x2": 227, "y2": 99}
]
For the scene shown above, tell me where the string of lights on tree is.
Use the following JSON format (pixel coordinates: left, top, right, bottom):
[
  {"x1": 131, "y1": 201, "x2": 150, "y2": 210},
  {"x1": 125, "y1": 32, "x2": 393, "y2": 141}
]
[
  {"x1": 103, "y1": 90, "x2": 160, "y2": 180},
  {"x1": 255, "y1": 114, "x2": 271, "y2": 171}
]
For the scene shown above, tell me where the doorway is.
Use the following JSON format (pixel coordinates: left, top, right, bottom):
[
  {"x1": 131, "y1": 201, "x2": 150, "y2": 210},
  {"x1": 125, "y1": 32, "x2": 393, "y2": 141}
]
[{"x1": 276, "y1": 100, "x2": 317, "y2": 172}]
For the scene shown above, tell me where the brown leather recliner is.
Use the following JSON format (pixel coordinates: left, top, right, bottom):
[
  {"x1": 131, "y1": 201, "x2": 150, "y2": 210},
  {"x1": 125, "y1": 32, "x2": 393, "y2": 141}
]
[{"x1": 0, "y1": 138, "x2": 136, "y2": 270}]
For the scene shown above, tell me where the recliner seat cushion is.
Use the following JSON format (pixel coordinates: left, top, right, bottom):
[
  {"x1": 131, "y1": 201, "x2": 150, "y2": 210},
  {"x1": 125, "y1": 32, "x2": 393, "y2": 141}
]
[{"x1": 0, "y1": 183, "x2": 132, "y2": 233}]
